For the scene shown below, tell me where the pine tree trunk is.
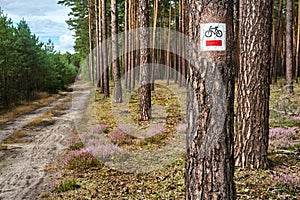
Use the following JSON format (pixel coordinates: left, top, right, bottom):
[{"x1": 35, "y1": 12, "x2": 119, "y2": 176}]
[
  {"x1": 173, "y1": 0, "x2": 178, "y2": 84},
  {"x1": 139, "y1": 0, "x2": 151, "y2": 121},
  {"x1": 94, "y1": 0, "x2": 100, "y2": 87},
  {"x1": 282, "y1": 34, "x2": 286, "y2": 76},
  {"x1": 233, "y1": 0, "x2": 239, "y2": 79},
  {"x1": 98, "y1": 0, "x2": 104, "y2": 93},
  {"x1": 101, "y1": 0, "x2": 109, "y2": 97},
  {"x1": 124, "y1": 0, "x2": 129, "y2": 90},
  {"x1": 235, "y1": 0, "x2": 272, "y2": 169},
  {"x1": 131, "y1": 2, "x2": 136, "y2": 90},
  {"x1": 135, "y1": 16, "x2": 140, "y2": 83},
  {"x1": 128, "y1": 0, "x2": 135, "y2": 91},
  {"x1": 296, "y1": 0, "x2": 300, "y2": 82},
  {"x1": 272, "y1": 0, "x2": 283, "y2": 84},
  {"x1": 286, "y1": 0, "x2": 294, "y2": 94},
  {"x1": 277, "y1": 18, "x2": 284, "y2": 79},
  {"x1": 151, "y1": 0, "x2": 158, "y2": 91},
  {"x1": 166, "y1": 2, "x2": 172, "y2": 86},
  {"x1": 185, "y1": 0, "x2": 235, "y2": 199},
  {"x1": 88, "y1": 0, "x2": 95, "y2": 85},
  {"x1": 111, "y1": 0, "x2": 122, "y2": 103},
  {"x1": 293, "y1": 0, "x2": 297, "y2": 82},
  {"x1": 180, "y1": 0, "x2": 186, "y2": 87},
  {"x1": 177, "y1": 0, "x2": 182, "y2": 86}
]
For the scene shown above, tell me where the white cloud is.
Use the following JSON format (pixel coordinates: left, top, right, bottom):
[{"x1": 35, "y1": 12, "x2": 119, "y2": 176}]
[
  {"x1": 0, "y1": 0, "x2": 74, "y2": 53},
  {"x1": 56, "y1": 34, "x2": 75, "y2": 53}
]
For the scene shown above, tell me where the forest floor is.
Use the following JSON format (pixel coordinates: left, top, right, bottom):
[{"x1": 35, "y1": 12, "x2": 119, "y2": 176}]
[{"x1": 0, "y1": 80, "x2": 299, "y2": 199}]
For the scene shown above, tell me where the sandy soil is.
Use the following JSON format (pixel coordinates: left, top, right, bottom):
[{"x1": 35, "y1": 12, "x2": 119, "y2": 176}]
[{"x1": 0, "y1": 82, "x2": 90, "y2": 200}]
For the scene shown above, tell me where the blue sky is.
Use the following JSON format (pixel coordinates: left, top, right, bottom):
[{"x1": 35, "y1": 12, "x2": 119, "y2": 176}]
[{"x1": 0, "y1": 0, "x2": 74, "y2": 53}]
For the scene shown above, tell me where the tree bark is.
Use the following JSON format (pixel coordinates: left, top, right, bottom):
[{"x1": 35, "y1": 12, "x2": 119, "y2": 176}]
[
  {"x1": 139, "y1": 0, "x2": 151, "y2": 121},
  {"x1": 131, "y1": 2, "x2": 137, "y2": 90},
  {"x1": 88, "y1": 0, "x2": 95, "y2": 85},
  {"x1": 111, "y1": 0, "x2": 122, "y2": 103},
  {"x1": 150, "y1": 0, "x2": 158, "y2": 91},
  {"x1": 101, "y1": 0, "x2": 109, "y2": 97},
  {"x1": 166, "y1": 2, "x2": 172, "y2": 86},
  {"x1": 94, "y1": 0, "x2": 100, "y2": 88},
  {"x1": 272, "y1": 0, "x2": 283, "y2": 84},
  {"x1": 235, "y1": 0, "x2": 272, "y2": 169},
  {"x1": 296, "y1": 0, "x2": 300, "y2": 82},
  {"x1": 186, "y1": 0, "x2": 235, "y2": 199},
  {"x1": 233, "y1": 0, "x2": 240, "y2": 79},
  {"x1": 128, "y1": 0, "x2": 135, "y2": 91},
  {"x1": 173, "y1": 0, "x2": 178, "y2": 84},
  {"x1": 277, "y1": 17, "x2": 284, "y2": 79},
  {"x1": 286, "y1": 0, "x2": 294, "y2": 94},
  {"x1": 180, "y1": 0, "x2": 186, "y2": 87},
  {"x1": 98, "y1": 0, "x2": 104, "y2": 93},
  {"x1": 177, "y1": 0, "x2": 182, "y2": 86},
  {"x1": 124, "y1": 0, "x2": 129, "y2": 90}
]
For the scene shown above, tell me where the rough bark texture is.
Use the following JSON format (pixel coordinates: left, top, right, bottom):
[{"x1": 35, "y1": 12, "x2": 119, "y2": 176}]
[
  {"x1": 286, "y1": 0, "x2": 294, "y2": 94},
  {"x1": 235, "y1": 0, "x2": 272, "y2": 169},
  {"x1": 139, "y1": 0, "x2": 151, "y2": 121},
  {"x1": 233, "y1": 0, "x2": 239, "y2": 79},
  {"x1": 111, "y1": 0, "x2": 122, "y2": 103},
  {"x1": 186, "y1": 0, "x2": 235, "y2": 199}
]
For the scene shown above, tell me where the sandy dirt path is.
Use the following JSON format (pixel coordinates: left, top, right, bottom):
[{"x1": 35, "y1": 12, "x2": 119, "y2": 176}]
[{"x1": 0, "y1": 82, "x2": 90, "y2": 200}]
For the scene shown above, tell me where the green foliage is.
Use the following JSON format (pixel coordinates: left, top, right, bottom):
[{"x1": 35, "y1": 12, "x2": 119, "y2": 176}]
[
  {"x1": 54, "y1": 179, "x2": 80, "y2": 192},
  {"x1": 58, "y1": 0, "x2": 89, "y2": 57},
  {"x1": 0, "y1": 9, "x2": 78, "y2": 109},
  {"x1": 64, "y1": 149, "x2": 102, "y2": 170},
  {"x1": 69, "y1": 141, "x2": 85, "y2": 150}
]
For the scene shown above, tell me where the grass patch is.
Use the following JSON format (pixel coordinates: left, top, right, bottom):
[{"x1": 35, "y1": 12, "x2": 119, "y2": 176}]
[
  {"x1": 69, "y1": 141, "x2": 85, "y2": 151},
  {"x1": 0, "y1": 145, "x2": 8, "y2": 150},
  {"x1": 2, "y1": 130, "x2": 27, "y2": 144},
  {"x1": 54, "y1": 179, "x2": 80, "y2": 193},
  {"x1": 24, "y1": 111, "x2": 56, "y2": 128},
  {"x1": 64, "y1": 150, "x2": 102, "y2": 170},
  {"x1": 0, "y1": 93, "x2": 62, "y2": 124}
]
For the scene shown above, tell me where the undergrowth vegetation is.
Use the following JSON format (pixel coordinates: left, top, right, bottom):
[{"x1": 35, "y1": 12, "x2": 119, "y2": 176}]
[{"x1": 44, "y1": 80, "x2": 300, "y2": 199}]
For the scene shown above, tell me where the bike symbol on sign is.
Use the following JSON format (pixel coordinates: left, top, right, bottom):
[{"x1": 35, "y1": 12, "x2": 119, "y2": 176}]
[{"x1": 205, "y1": 26, "x2": 223, "y2": 38}]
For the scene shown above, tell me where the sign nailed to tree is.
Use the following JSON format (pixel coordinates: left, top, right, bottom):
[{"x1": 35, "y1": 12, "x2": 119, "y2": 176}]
[{"x1": 201, "y1": 23, "x2": 226, "y2": 51}]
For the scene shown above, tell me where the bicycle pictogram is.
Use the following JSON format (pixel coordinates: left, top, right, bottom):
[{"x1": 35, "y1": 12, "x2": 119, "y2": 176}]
[{"x1": 204, "y1": 26, "x2": 223, "y2": 38}]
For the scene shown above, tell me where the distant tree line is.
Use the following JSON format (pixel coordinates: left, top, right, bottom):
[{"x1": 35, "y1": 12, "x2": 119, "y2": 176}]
[
  {"x1": 0, "y1": 9, "x2": 79, "y2": 110},
  {"x1": 58, "y1": 0, "x2": 187, "y2": 118},
  {"x1": 271, "y1": 0, "x2": 300, "y2": 94}
]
